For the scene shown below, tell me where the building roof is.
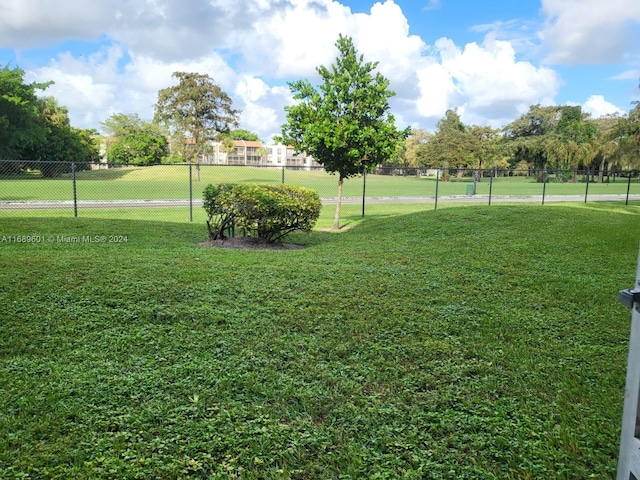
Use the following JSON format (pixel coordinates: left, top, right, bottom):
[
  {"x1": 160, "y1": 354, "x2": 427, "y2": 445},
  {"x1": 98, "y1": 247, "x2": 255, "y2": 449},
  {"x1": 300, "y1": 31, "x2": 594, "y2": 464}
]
[{"x1": 233, "y1": 140, "x2": 263, "y2": 148}]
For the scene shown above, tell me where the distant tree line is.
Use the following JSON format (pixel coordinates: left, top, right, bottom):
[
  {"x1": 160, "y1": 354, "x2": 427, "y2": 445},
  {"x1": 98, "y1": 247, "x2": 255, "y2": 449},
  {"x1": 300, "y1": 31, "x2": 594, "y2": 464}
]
[{"x1": 391, "y1": 97, "x2": 640, "y2": 182}]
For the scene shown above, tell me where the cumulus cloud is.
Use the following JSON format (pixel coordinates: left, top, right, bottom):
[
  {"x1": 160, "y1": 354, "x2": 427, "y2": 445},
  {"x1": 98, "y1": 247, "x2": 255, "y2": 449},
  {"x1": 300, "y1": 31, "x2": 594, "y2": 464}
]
[
  {"x1": 0, "y1": 0, "x2": 115, "y2": 47},
  {"x1": 8, "y1": 0, "x2": 574, "y2": 139},
  {"x1": 411, "y1": 36, "x2": 562, "y2": 129},
  {"x1": 540, "y1": 0, "x2": 640, "y2": 65},
  {"x1": 351, "y1": 1, "x2": 426, "y2": 97},
  {"x1": 238, "y1": 0, "x2": 353, "y2": 78},
  {"x1": 582, "y1": 95, "x2": 625, "y2": 118}
]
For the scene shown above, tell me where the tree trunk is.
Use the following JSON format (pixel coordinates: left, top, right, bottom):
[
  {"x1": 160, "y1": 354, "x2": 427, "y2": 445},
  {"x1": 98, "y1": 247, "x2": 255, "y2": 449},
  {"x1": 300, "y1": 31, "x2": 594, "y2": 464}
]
[
  {"x1": 195, "y1": 162, "x2": 201, "y2": 182},
  {"x1": 332, "y1": 176, "x2": 344, "y2": 230}
]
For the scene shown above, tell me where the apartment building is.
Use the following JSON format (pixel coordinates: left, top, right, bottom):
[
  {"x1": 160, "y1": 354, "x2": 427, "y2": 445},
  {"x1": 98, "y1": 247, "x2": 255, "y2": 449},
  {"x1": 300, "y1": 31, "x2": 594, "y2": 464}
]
[{"x1": 205, "y1": 140, "x2": 320, "y2": 169}]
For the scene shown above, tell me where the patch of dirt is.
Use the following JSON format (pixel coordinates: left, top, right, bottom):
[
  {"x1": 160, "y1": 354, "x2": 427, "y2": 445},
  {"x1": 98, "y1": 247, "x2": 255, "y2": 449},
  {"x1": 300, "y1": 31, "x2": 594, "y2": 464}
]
[{"x1": 197, "y1": 237, "x2": 304, "y2": 250}]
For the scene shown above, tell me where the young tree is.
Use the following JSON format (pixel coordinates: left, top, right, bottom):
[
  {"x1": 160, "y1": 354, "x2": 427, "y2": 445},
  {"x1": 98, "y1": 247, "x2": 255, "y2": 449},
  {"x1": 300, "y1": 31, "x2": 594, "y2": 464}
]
[
  {"x1": 279, "y1": 35, "x2": 406, "y2": 230},
  {"x1": 153, "y1": 72, "x2": 240, "y2": 180}
]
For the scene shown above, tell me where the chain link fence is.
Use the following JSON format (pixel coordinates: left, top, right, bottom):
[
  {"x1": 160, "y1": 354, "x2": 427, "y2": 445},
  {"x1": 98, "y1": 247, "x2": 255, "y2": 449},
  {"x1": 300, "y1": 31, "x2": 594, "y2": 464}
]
[{"x1": 0, "y1": 160, "x2": 638, "y2": 222}]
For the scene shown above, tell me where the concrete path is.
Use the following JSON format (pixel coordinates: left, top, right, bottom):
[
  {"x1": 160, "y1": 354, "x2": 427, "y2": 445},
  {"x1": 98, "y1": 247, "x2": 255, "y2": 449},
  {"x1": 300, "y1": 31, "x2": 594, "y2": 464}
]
[{"x1": 0, "y1": 194, "x2": 638, "y2": 210}]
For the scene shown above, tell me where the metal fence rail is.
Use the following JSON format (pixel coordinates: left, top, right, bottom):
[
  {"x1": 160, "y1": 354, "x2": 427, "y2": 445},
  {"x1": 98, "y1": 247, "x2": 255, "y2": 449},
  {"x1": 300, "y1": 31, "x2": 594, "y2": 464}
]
[{"x1": 0, "y1": 160, "x2": 638, "y2": 221}]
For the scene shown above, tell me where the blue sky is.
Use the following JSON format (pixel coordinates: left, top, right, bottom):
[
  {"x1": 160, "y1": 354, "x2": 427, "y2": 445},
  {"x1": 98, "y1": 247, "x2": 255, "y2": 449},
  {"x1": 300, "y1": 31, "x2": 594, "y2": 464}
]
[{"x1": 1, "y1": 0, "x2": 639, "y2": 141}]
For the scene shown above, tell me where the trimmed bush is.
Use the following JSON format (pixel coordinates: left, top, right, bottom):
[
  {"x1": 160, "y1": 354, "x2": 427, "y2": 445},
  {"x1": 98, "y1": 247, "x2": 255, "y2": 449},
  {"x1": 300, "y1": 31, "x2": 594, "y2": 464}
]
[{"x1": 203, "y1": 183, "x2": 321, "y2": 243}]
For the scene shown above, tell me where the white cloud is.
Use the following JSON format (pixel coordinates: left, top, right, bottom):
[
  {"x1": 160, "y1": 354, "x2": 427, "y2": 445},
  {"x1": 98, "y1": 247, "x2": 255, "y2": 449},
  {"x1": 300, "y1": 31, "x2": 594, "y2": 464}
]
[
  {"x1": 235, "y1": 80, "x2": 297, "y2": 142},
  {"x1": 609, "y1": 69, "x2": 640, "y2": 81},
  {"x1": 411, "y1": 36, "x2": 562, "y2": 129},
  {"x1": 540, "y1": 0, "x2": 640, "y2": 64},
  {"x1": 351, "y1": 1, "x2": 427, "y2": 96},
  {"x1": 239, "y1": 0, "x2": 353, "y2": 78},
  {"x1": 9, "y1": 0, "x2": 571, "y2": 139},
  {"x1": 582, "y1": 95, "x2": 625, "y2": 118},
  {"x1": 423, "y1": 0, "x2": 441, "y2": 11},
  {"x1": 415, "y1": 62, "x2": 461, "y2": 118},
  {"x1": 0, "y1": 0, "x2": 114, "y2": 47},
  {"x1": 235, "y1": 76, "x2": 270, "y2": 103}
]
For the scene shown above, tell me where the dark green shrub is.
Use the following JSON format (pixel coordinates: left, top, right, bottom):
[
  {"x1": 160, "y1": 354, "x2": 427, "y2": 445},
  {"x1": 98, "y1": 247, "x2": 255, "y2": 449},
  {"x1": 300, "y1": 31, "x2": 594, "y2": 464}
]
[
  {"x1": 203, "y1": 183, "x2": 321, "y2": 243},
  {"x1": 203, "y1": 183, "x2": 237, "y2": 240}
]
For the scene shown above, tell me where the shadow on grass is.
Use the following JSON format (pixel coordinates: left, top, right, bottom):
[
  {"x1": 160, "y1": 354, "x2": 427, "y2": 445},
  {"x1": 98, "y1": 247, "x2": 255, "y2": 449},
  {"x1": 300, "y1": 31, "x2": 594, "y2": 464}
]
[{"x1": 74, "y1": 167, "x2": 140, "y2": 181}]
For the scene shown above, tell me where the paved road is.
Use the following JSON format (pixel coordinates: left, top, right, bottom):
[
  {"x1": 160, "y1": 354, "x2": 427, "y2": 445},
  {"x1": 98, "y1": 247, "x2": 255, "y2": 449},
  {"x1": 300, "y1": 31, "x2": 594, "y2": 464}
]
[{"x1": 0, "y1": 194, "x2": 638, "y2": 210}]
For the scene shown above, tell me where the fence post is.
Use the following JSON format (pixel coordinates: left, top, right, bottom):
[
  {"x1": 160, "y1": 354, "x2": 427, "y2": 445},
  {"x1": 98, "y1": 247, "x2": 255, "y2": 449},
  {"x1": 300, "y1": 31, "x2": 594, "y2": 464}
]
[
  {"x1": 72, "y1": 162, "x2": 78, "y2": 218},
  {"x1": 584, "y1": 170, "x2": 590, "y2": 203},
  {"x1": 488, "y1": 169, "x2": 494, "y2": 206},
  {"x1": 542, "y1": 171, "x2": 547, "y2": 205},
  {"x1": 615, "y1": 247, "x2": 640, "y2": 479},
  {"x1": 434, "y1": 168, "x2": 440, "y2": 211},
  {"x1": 281, "y1": 166, "x2": 285, "y2": 184},
  {"x1": 627, "y1": 174, "x2": 632, "y2": 206},
  {"x1": 362, "y1": 167, "x2": 367, "y2": 218},
  {"x1": 189, "y1": 163, "x2": 193, "y2": 222}
]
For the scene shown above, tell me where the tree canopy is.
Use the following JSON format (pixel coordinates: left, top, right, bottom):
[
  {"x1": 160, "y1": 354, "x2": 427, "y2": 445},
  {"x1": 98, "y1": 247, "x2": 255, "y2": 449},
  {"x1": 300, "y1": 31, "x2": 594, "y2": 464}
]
[
  {"x1": 0, "y1": 65, "x2": 50, "y2": 162},
  {"x1": 279, "y1": 35, "x2": 407, "y2": 229},
  {"x1": 219, "y1": 129, "x2": 261, "y2": 142},
  {"x1": 154, "y1": 72, "x2": 240, "y2": 179},
  {"x1": 1, "y1": 66, "x2": 98, "y2": 176},
  {"x1": 419, "y1": 109, "x2": 471, "y2": 172},
  {"x1": 101, "y1": 113, "x2": 168, "y2": 165}
]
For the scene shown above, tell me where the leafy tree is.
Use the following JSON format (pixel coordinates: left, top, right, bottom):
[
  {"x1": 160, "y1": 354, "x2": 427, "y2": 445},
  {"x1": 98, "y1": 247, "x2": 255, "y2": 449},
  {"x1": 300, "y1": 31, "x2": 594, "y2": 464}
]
[
  {"x1": 614, "y1": 86, "x2": 640, "y2": 171},
  {"x1": 101, "y1": 113, "x2": 168, "y2": 165},
  {"x1": 591, "y1": 114, "x2": 621, "y2": 182},
  {"x1": 101, "y1": 112, "x2": 145, "y2": 137},
  {"x1": 503, "y1": 104, "x2": 561, "y2": 181},
  {"x1": 220, "y1": 129, "x2": 261, "y2": 142},
  {"x1": 0, "y1": 66, "x2": 97, "y2": 176},
  {"x1": 467, "y1": 125, "x2": 504, "y2": 178},
  {"x1": 106, "y1": 131, "x2": 168, "y2": 165},
  {"x1": 552, "y1": 106, "x2": 597, "y2": 180},
  {"x1": 154, "y1": 72, "x2": 240, "y2": 181},
  {"x1": 21, "y1": 96, "x2": 98, "y2": 177},
  {"x1": 0, "y1": 65, "x2": 50, "y2": 169},
  {"x1": 397, "y1": 128, "x2": 431, "y2": 168},
  {"x1": 419, "y1": 109, "x2": 471, "y2": 178},
  {"x1": 279, "y1": 35, "x2": 406, "y2": 230}
]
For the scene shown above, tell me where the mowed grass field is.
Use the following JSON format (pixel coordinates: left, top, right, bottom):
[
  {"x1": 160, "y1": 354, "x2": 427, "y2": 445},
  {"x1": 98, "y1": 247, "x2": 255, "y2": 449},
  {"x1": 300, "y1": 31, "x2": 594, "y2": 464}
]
[
  {"x1": 1, "y1": 203, "x2": 639, "y2": 478},
  {"x1": 0, "y1": 164, "x2": 638, "y2": 202}
]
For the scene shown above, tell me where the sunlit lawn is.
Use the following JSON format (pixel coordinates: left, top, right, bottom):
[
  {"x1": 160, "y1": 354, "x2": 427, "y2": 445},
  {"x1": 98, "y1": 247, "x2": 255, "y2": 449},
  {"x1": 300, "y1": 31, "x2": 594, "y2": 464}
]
[
  {"x1": 0, "y1": 164, "x2": 637, "y2": 202},
  {"x1": 1, "y1": 203, "x2": 639, "y2": 478}
]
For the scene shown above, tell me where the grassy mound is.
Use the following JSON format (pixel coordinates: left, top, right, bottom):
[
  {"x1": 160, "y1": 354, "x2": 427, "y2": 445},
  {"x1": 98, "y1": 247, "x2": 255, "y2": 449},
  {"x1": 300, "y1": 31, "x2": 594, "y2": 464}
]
[{"x1": 0, "y1": 203, "x2": 638, "y2": 478}]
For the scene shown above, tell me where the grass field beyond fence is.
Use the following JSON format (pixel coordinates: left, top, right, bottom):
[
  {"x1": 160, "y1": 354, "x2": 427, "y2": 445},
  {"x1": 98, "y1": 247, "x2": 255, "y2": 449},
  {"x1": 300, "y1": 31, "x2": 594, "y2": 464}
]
[
  {"x1": 1, "y1": 164, "x2": 638, "y2": 203},
  {"x1": 1, "y1": 203, "x2": 639, "y2": 478}
]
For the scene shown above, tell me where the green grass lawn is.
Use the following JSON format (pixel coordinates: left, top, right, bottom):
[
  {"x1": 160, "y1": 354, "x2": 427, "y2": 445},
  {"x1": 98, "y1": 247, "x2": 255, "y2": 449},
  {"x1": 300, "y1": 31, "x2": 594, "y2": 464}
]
[
  {"x1": 1, "y1": 204, "x2": 639, "y2": 478},
  {"x1": 1, "y1": 164, "x2": 637, "y2": 202}
]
